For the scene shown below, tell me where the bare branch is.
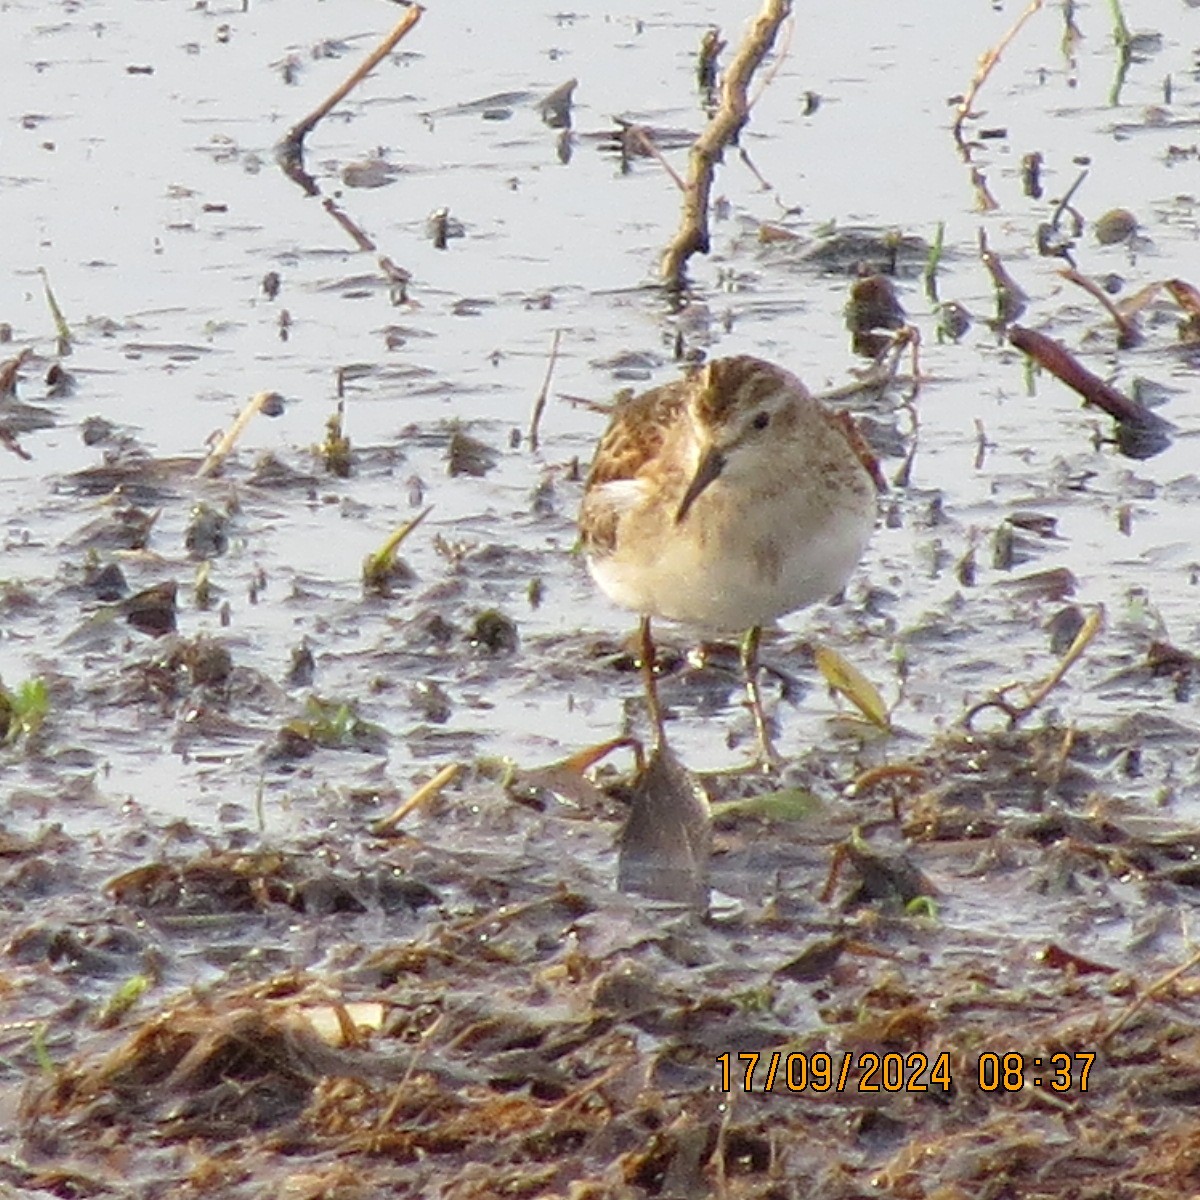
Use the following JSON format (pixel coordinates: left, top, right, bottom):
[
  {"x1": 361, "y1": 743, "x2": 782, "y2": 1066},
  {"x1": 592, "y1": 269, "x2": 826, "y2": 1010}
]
[
  {"x1": 952, "y1": 0, "x2": 1044, "y2": 153},
  {"x1": 278, "y1": 6, "x2": 424, "y2": 195},
  {"x1": 660, "y1": 0, "x2": 791, "y2": 290}
]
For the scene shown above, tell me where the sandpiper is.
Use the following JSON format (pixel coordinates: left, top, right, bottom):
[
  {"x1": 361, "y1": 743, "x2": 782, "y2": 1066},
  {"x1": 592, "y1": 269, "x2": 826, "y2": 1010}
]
[{"x1": 579, "y1": 354, "x2": 880, "y2": 764}]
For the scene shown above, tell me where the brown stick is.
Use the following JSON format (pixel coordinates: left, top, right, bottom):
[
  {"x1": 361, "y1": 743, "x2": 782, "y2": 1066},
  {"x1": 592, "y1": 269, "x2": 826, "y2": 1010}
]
[
  {"x1": 1059, "y1": 267, "x2": 1141, "y2": 348},
  {"x1": 323, "y1": 198, "x2": 376, "y2": 252},
  {"x1": 528, "y1": 329, "x2": 562, "y2": 452},
  {"x1": 1100, "y1": 945, "x2": 1200, "y2": 1047},
  {"x1": 627, "y1": 126, "x2": 687, "y2": 192},
  {"x1": 0, "y1": 429, "x2": 31, "y2": 461},
  {"x1": 952, "y1": 0, "x2": 1045, "y2": 151},
  {"x1": 978, "y1": 228, "x2": 1028, "y2": 325},
  {"x1": 278, "y1": 6, "x2": 424, "y2": 195},
  {"x1": 660, "y1": 0, "x2": 791, "y2": 290},
  {"x1": 963, "y1": 605, "x2": 1103, "y2": 730},
  {"x1": 1008, "y1": 325, "x2": 1170, "y2": 434},
  {"x1": 1166, "y1": 277, "x2": 1200, "y2": 313}
]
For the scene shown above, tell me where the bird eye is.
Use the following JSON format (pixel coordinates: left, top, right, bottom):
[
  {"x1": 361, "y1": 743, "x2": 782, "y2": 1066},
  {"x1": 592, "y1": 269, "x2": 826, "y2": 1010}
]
[{"x1": 752, "y1": 411, "x2": 770, "y2": 431}]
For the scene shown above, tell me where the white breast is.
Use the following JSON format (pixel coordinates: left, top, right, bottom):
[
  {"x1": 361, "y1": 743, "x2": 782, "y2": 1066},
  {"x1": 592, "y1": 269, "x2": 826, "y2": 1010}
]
[{"x1": 586, "y1": 475, "x2": 875, "y2": 632}]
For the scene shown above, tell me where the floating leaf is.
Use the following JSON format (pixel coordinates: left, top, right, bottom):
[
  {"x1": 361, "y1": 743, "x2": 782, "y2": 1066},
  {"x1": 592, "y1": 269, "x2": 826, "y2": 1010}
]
[
  {"x1": 813, "y1": 643, "x2": 891, "y2": 730},
  {"x1": 0, "y1": 677, "x2": 49, "y2": 746},
  {"x1": 711, "y1": 788, "x2": 825, "y2": 824}
]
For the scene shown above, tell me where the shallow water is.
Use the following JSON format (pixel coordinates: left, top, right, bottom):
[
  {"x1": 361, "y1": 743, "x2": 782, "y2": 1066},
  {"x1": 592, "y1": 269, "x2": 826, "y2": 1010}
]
[{"x1": 3, "y1": 0, "x2": 1200, "y2": 932}]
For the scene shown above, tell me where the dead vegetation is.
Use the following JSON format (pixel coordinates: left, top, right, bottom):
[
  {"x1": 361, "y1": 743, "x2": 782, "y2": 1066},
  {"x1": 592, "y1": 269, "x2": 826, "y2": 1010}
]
[{"x1": 3, "y1": 718, "x2": 1200, "y2": 1197}]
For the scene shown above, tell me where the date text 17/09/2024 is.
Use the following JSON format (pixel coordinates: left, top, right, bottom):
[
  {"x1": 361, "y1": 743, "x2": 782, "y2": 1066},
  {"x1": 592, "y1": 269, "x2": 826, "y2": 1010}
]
[{"x1": 716, "y1": 1051, "x2": 1096, "y2": 1095}]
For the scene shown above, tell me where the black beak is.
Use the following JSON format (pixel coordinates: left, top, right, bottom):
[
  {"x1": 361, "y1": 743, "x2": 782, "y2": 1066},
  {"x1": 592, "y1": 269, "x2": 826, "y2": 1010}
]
[{"x1": 675, "y1": 446, "x2": 726, "y2": 524}]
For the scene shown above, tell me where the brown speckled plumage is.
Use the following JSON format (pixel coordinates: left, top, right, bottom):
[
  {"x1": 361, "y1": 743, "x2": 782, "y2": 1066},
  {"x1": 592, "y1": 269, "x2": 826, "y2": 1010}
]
[
  {"x1": 578, "y1": 354, "x2": 879, "y2": 762},
  {"x1": 584, "y1": 378, "x2": 690, "y2": 492},
  {"x1": 580, "y1": 356, "x2": 879, "y2": 623}
]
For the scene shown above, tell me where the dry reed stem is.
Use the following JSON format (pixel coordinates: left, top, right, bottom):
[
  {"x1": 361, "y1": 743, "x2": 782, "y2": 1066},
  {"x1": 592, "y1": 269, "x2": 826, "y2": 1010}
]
[
  {"x1": 1101, "y1": 945, "x2": 1200, "y2": 1046},
  {"x1": 1059, "y1": 266, "x2": 1141, "y2": 346},
  {"x1": 370, "y1": 762, "x2": 461, "y2": 835},
  {"x1": 627, "y1": 126, "x2": 687, "y2": 192},
  {"x1": 0, "y1": 429, "x2": 31, "y2": 462},
  {"x1": 963, "y1": 605, "x2": 1104, "y2": 729},
  {"x1": 747, "y1": 11, "x2": 793, "y2": 109},
  {"x1": 528, "y1": 328, "x2": 563, "y2": 452},
  {"x1": 323, "y1": 198, "x2": 376, "y2": 252},
  {"x1": 1008, "y1": 324, "x2": 1166, "y2": 430},
  {"x1": 196, "y1": 391, "x2": 281, "y2": 478},
  {"x1": 818, "y1": 326, "x2": 916, "y2": 406},
  {"x1": 280, "y1": 6, "x2": 424, "y2": 191},
  {"x1": 660, "y1": 0, "x2": 792, "y2": 290},
  {"x1": 952, "y1": 0, "x2": 1045, "y2": 150}
]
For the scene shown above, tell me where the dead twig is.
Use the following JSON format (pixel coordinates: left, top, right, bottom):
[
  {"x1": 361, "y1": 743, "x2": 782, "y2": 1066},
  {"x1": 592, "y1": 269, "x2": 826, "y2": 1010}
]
[
  {"x1": 370, "y1": 762, "x2": 461, "y2": 836},
  {"x1": 196, "y1": 392, "x2": 285, "y2": 479},
  {"x1": 660, "y1": 0, "x2": 792, "y2": 290},
  {"x1": 736, "y1": 144, "x2": 772, "y2": 192},
  {"x1": 1049, "y1": 168, "x2": 1088, "y2": 233},
  {"x1": 952, "y1": 0, "x2": 1045, "y2": 152},
  {"x1": 528, "y1": 329, "x2": 563, "y2": 452},
  {"x1": 1008, "y1": 324, "x2": 1174, "y2": 456},
  {"x1": 848, "y1": 763, "x2": 930, "y2": 797},
  {"x1": 819, "y1": 325, "x2": 917, "y2": 406},
  {"x1": 1100, "y1": 943, "x2": 1200, "y2": 1048},
  {"x1": 278, "y1": 6, "x2": 424, "y2": 196},
  {"x1": 1059, "y1": 266, "x2": 1141, "y2": 348},
  {"x1": 0, "y1": 348, "x2": 31, "y2": 397},
  {"x1": 979, "y1": 228, "x2": 1028, "y2": 326},
  {"x1": 748, "y1": 10, "x2": 792, "y2": 109},
  {"x1": 323, "y1": 198, "x2": 376, "y2": 252},
  {"x1": 0, "y1": 429, "x2": 32, "y2": 461},
  {"x1": 1165, "y1": 277, "x2": 1200, "y2": 315},
  {"x1": 962, "y1": 605, "x2": 1103, "y2": 729},
  {"x1": 626, "y1": 126, "x2": 687, "y2": 191}
]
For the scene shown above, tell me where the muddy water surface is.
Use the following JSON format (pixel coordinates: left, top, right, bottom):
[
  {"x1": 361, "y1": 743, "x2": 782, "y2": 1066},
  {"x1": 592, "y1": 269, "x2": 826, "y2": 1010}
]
[{"x1": 4, "y1": 1, "x2": 1200, "y2": 1195}]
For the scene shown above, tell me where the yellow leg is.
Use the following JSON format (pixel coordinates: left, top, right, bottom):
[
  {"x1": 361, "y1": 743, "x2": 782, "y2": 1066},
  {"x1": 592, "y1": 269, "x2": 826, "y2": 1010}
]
[
  {"x1": 741, "y1": 625, "x2": 782, "y2": 769},
  {"x1": 639, "y1": 615, "x2": 667, "y2": 750}
]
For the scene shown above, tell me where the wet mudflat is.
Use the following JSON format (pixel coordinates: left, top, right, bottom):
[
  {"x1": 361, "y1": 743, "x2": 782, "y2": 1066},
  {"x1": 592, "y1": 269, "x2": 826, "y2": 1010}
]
[{"x1": 5, "y1": 0, "x2": 1200, "y2": 1195}]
